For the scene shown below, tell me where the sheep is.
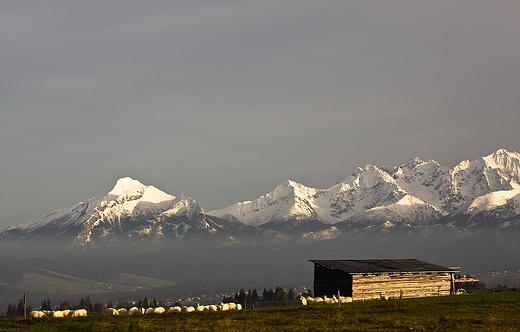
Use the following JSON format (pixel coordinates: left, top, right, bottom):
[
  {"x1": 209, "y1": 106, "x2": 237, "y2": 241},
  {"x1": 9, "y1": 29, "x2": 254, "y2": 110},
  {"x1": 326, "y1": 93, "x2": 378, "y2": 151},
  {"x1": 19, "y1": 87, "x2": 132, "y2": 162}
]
[
  {"x1": 218, "y1": 302, "x2": 229, "y2": 311},
  {"x1": 380, "y1": 294, "x2": 389, "y2": 300},
  {"x1": 62, "y1": 309, "x2": 71, "y2": 317},
  {"x1": 113, "y1": 308, "x2": 126, "y2": 315},
  {"x1": 52, "y1": 310, "x2": 65, "y2": 318},
  {"x1": 228, "y1": 302, "x2": 237, "y2": 310},
  {"x1": 339, "y1": 296, "x2": 353, "y2": 303},
  {"x1": 107, "y1": 308, "x2": 119, "y2": 316},
  {"x1": 71, "y1": 309, "x2": 88, "y2": 317},
  {"x1": 236, "y1": 303, "x2": 242, "y2": 310},
  {"x1": 203, "y1": 305, "x2": 210, "y2": 311},
  {"x1": 30, "y1": 310, "x2": 46, "y2": 319},
  {"x1": 168, "y1": 306, "x2": 182, "y2": 313},
  {"x1": 195, "y1": 304, "x2": 205, "y2": 312},
  {"x1": 184, "y1": 306, "x2": 195, "y2": 313},
  {"x1": 154, "y1": 307, "x2": 165, "y2": 314},
  {"x1": 306, "y1": 296, "x2": 316, "y2": 305},
  {"x1": 208, "y1": 305, "x2": 218, "y2": 312},
  {"x1": 128, "y1": 307, "x2": 143, "y2": 315},
  {"x1": 299, "y1": 296, "x2": 307, "y2": 306},
  {"x1": 314, "y1": 297, "x2": 324, "y2": 304},
  {"x1": 323, "y1": 296, "x2": 333, "y2": 304},
  {"x1": 145, "y1": 307, "x2": 155, "y2": 315}
]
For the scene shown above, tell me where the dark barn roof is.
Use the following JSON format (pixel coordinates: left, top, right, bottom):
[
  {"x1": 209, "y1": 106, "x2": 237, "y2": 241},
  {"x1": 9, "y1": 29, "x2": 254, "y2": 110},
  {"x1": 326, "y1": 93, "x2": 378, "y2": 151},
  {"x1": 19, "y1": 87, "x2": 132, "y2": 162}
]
[{"x1": 309, "y1": 259, "x2": 458, "y2": 274}]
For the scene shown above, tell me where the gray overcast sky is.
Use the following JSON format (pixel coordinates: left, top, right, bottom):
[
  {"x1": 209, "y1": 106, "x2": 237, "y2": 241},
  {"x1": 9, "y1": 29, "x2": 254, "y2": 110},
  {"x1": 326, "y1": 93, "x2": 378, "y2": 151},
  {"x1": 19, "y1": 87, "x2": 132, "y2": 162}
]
[{"x1": 1, "y1": 1, "x2": 519, "y2": 229}]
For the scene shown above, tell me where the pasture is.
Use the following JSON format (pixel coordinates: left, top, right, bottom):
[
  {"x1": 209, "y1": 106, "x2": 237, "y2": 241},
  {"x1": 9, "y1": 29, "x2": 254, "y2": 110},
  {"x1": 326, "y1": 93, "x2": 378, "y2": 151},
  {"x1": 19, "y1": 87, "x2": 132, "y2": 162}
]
[{"x1": 1, "y1": 291, "x2": 519, "y2": 331}]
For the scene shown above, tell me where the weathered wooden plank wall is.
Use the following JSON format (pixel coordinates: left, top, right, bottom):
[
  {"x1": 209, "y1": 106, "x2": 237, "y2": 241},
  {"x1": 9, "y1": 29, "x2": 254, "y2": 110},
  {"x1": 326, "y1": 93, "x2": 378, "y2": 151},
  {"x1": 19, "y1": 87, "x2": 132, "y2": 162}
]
[{"x1": 352, "y1": 273, "x2": 452, "y2": 300}]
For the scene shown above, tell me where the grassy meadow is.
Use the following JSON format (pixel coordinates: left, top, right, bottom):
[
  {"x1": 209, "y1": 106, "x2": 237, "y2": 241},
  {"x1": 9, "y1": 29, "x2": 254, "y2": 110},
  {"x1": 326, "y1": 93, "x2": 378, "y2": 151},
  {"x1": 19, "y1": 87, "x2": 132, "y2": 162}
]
[{"x1": 1, "y1": 291, "x2": 519, "y2": 331}]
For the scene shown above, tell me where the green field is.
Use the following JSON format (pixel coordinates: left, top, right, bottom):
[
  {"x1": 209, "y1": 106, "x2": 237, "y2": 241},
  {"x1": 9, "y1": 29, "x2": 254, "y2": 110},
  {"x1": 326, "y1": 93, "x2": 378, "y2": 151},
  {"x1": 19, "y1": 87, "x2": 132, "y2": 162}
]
[
  {"x1": 1, "y1": 291, "x2": 519, "y2": 331},
  {"x1": 16, "y1": 269, "x2": 177, "y2": 295}
]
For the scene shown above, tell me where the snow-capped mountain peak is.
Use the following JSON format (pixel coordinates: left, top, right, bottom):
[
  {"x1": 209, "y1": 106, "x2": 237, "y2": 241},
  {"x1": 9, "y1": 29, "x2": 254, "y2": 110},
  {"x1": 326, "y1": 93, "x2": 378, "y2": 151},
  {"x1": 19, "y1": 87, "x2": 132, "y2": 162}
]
[{"x1": 108, "y1": 177, "x2": 146, "y2": 196}]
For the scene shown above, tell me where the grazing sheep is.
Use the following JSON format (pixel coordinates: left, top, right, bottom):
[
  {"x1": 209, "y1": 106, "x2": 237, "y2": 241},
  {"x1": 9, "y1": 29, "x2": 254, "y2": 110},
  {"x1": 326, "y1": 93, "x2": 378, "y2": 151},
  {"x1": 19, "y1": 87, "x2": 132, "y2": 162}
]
[
  {"x1": 195, "y1": 304, "x2": 205, "y2": 312},
  {"x1": 299, "y1": 296, "x2": 307, "y2": 306},
  {"x1": 115, "y1": 308, "x2": 127, "y2": 316},
  {"x1": 236, "y1": 304, "x2": 242, "y2": 310},
  {"x1": 168, "y1": 306, "x2": 182, "y2": 313},
  {"x1": 30, "y1": 310, "x2": 46, "y2": 319},
  {"x1": 208, "y1": 305, "x2": 218, "y2": 312},
  {"x1": 218, "y1": 302, "x2": 229, "y2": 311},
  {"x1": 128, "y1": 307, "x2": 142, "y2": 315},
  {"x1": 62, "y1": 309, "x2": 71, "y2": 317},
  {"x1": 52, "y1": 310, "x2": 65, "y2": 318},
  {"x1": 71, "y1": 309, "x2": 88, "y2": 317},
  {"x1": 306, "y1": 296, "x2": 316, "y2": 305},
  {"x1": 153, "y1": 307, "x2": 165, "y2": 314},
  {"x1": 107, "y1": 308, "x2": 119, "y2": 316},
  {"x1": 145, "y1": 307, "x2": 155, "y2": 315},
  {"x1": 323, "y1": 296, "x2": 334, "y2": 304},
  {"x1": 314, "y1": 297, "x2": 324, "y2": 304},
  {"x1": 184, "y1": 306, "x2": 195, "y2": 313},
  {"x1": 339, "y1": 296, "x2": 353, "y2": 303},
  {"x1": 228, "y1": 302, "x2": 237, "y2": 310}
]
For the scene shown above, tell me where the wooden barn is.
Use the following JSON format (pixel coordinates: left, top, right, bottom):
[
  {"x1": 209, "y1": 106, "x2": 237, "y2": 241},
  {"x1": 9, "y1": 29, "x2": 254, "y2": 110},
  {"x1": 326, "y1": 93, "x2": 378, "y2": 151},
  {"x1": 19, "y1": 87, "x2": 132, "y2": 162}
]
[{"x1": 310, "y1": 259, "x2": 459, "y2": 301}]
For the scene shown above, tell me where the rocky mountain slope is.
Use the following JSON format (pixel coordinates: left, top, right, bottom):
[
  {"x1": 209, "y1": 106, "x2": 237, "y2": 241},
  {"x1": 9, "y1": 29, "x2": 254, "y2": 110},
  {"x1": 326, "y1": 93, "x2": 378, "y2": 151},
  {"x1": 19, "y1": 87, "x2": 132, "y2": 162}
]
[
  {"x1": 210, "y1": 149, "x2": 520, "y2": 235},
  {"x1": 2, "y1": 149, "x2": 519, "y2": 249}
]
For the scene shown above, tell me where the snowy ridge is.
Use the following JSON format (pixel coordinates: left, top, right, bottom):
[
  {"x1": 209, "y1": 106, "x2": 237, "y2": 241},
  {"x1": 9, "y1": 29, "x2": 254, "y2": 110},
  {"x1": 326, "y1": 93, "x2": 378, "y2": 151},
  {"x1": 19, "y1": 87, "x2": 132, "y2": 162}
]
[
  {"x1": 3, "y1": 149, "x2": 520, "y2": 248},
  {"x1": 209, "y1": 149, "x2": 520, "y2": 233}
]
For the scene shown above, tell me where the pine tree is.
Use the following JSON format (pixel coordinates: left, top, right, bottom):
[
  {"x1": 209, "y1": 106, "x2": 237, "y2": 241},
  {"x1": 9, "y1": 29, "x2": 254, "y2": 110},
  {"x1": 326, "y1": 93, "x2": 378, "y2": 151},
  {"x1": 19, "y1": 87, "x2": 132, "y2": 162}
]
[
  {"x1": 6, "y1": 304, "x2": 16, "y2": 318},
  {"x1": 238, "y1": 288, "x2": 246, "y2": 305},
  {"x1": 16, "y1": 299, "x2": 24, "y2": 317},
  {"x1": 288, "y1": 287, "x2": 295, "y2": 300}
]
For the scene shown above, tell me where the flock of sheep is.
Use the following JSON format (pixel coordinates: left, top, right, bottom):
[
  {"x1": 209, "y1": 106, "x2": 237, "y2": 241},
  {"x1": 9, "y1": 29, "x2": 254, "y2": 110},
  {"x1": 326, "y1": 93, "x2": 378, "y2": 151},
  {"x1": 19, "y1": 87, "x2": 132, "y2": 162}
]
[
  {"x1": 30, "y1": 295, "x2": 355, "y2": 319},
  {"x1": 299, "y1": 295, "x2": 353, "y2": 305},
  {"x1": 29, "y1": 309, "x2": 88, "y2": 319},
  {"x1": 29, "y1": 302, "x2": 243, "y2": 319}
]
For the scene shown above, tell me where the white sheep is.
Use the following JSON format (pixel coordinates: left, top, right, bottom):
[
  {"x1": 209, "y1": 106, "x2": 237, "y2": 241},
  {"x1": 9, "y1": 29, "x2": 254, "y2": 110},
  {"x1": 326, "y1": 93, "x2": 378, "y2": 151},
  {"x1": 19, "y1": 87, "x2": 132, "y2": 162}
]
[
  {"x1": 52, "y1": 310, "x2": 65, "y2": 318},
  {"x1": 62, "y1": 309, "x2": 71, "y2": 317},
  {"x1": 128, "y1": 307, "x2": 143, "y2": 315},
  {"x1": 299, "y1": 296, "x2": 307, "y2": 306},
  {"x1": 195, "y1": 304, "x2": 205, "y2": 312},
  {"x1": 218, "y1": 302, "x2": 229, "y2": 311},
  {"x1": 339, "y1": 296, "x2": 353, "y2": 303},
  {"x1": 168, "y1": 306, "x2": 182, "y2": 313},
  {"x1": 153, "y1": 307, "x2": 165, "y2": 314},
  {"x1": 71, "y1": 309, "x2": 88, "y2": 317},
  {"x1": 208, "y1": 305, "x2": 218, "y2": 312},
  {"x1": 107, "y1": 308, "x2": 119, "y2": 316},
  {"x1": 184, "y1": 306, "x2": 195, "y2": 313},
  {"x1": 116, "y1": 308, "x2": 127, "y2": 316},
  {"x1": 228, "y1": 302, "x2": 237, "y2": 310},
  {"x1": 145, "y1": 307, "x2": 155, "y2": 315},
  {"x1": 30, "y1": 310, "x2": 46, "y2": 319},
  {"x1": 236, "y1": 303, "x2": 242, "y2": 310}
]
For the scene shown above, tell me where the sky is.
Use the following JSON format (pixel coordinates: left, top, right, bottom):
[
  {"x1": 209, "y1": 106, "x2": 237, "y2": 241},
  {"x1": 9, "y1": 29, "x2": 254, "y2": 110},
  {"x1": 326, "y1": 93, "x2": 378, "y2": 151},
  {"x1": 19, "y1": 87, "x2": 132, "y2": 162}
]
[{"x1": 1, "y1": 1, "x2": 519, "y2": 229}]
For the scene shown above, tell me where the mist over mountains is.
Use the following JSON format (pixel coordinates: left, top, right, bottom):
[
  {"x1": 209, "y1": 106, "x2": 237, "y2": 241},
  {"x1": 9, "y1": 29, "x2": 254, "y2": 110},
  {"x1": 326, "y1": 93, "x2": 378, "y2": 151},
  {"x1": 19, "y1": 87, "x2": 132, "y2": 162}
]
[{"x1": 0, "y1": 149, "x2": 519, "y2": 311}]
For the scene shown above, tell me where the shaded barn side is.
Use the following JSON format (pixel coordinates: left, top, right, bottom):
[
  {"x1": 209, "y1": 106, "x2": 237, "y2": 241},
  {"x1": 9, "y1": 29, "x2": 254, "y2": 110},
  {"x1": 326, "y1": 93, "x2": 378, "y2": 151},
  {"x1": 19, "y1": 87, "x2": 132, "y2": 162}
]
[{"x1": 310, "y1": 259, "x2": 458, "y2": 301}]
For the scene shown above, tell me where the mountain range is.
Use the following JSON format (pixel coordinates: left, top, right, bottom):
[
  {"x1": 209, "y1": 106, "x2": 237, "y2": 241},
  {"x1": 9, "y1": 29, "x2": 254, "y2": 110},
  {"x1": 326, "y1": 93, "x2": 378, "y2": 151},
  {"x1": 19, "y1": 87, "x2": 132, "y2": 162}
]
[{"x1": 2, "y1": 148, "x2": 520, "y2": 249}]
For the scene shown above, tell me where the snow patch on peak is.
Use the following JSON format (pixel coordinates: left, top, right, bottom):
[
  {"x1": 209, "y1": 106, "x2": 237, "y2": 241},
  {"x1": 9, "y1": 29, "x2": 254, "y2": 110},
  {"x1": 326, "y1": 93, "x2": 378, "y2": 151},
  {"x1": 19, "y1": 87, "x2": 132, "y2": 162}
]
[
  {"x1": 140, "y1": 185, "x2": 175, "y2": 204},
  {"x1": 108, "y1": 177, "x2": 146, "y2": 196}
]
